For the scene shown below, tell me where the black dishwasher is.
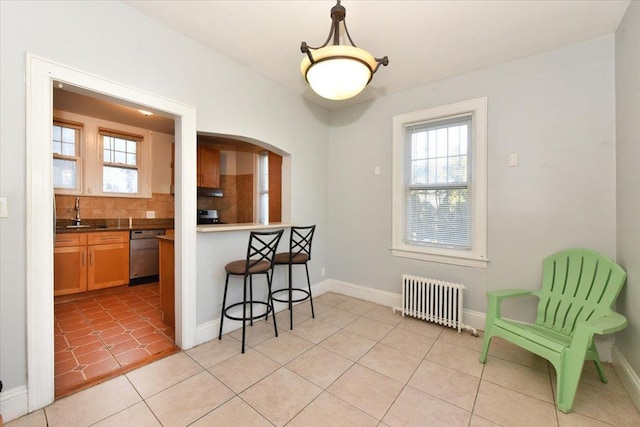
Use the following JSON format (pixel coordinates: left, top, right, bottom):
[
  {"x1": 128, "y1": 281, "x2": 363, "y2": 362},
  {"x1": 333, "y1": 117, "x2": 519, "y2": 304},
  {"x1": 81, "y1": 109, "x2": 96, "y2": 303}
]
[{"x1": 130, "y1": 229, "x2": 165, "y2": 284}]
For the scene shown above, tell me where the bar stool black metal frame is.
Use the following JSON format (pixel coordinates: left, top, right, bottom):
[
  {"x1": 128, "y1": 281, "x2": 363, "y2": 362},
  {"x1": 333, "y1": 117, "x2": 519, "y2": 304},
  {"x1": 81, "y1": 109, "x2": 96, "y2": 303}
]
[
  {"x1": 271, "y1": 225, "x2": 316, "y2": 330},
  {"x1": 218, "y1": 229, "x2": 284, "y2": 353}
]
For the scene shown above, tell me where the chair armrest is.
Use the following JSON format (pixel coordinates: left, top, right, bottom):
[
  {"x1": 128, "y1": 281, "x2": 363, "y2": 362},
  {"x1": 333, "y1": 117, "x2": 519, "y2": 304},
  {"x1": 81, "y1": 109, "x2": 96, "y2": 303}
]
[
  {"x1": 487, "y1": 289, "x2": 536, "y2": 302},
  {"x1": 486, "y1": 289, "x2": 537, "y2": 321},
  {"x1": 579, "y1": 312, "x2": 628, "y2": 335}
]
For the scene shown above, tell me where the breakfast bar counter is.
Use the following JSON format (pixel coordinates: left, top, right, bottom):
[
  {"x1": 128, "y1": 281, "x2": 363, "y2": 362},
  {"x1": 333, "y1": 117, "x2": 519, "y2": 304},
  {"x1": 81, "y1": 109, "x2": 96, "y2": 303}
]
[{"x1": 196, "y1": 222, "x2": 292, "y2": 233}]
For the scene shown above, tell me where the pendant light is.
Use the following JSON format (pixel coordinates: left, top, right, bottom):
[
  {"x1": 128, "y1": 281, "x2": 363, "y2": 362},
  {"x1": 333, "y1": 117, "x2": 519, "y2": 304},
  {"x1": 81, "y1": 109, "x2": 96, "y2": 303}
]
[{"x1": 300, "y1": 0, "x2": 389, "y2": 100}]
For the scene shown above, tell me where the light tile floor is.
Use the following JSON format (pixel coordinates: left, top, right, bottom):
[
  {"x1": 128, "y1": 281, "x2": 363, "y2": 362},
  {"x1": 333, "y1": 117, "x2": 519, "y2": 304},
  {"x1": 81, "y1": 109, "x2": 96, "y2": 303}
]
[{"x1": 8, "y1": 292, "x2": 640, "y2": 427}]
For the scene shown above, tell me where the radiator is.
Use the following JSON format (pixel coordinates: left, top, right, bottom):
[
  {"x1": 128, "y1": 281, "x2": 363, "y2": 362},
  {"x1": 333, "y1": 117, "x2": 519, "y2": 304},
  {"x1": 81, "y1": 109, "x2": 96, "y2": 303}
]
[{"x1": 393, "y1": 274, "x2": 476, "y2": 334}]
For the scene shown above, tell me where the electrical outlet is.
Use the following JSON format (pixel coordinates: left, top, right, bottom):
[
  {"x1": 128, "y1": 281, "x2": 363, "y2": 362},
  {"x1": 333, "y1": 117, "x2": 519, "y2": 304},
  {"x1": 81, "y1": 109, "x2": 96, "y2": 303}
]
[
  {"x1": 321, "y1": 267, "x2": 326, "y2": 277},
  {"x1": 146, "y1": 211, "x2": 155, "y2": 219}
]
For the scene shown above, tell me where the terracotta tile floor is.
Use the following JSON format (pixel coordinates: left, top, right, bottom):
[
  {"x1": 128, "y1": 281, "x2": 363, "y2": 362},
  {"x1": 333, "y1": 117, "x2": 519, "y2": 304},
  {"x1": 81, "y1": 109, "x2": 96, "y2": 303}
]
[{"x1": 54, "y1": 283, "x2": 177, "y2": 398}]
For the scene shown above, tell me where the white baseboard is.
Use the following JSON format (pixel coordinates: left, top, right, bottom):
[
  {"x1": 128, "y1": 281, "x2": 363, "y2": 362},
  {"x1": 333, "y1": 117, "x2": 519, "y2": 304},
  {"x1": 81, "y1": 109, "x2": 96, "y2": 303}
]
[
  {"x1": 195, "y1": 279, "x2": 487, "y2": 344},
  {"x1": 612, "y1": 345, "x2": 640, "y2": 411},
  {"x1": 195, "y1": 279, "x2": 619, "y2": 365},
  {"x1": 326, "y1": 279, "x2": 486, "y2": 333},
  {"x1": 0, "y1": 385, "x2": 28, "y2": 423},
  {"x1": 327, "y1": 279, "x2": 402, "y2": 307}
]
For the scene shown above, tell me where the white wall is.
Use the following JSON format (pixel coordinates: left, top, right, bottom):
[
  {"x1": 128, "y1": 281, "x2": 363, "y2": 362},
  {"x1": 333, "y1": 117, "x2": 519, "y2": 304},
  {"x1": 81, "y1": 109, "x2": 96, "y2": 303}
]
[
  {"x1": 151, "y1": 133, "x2": 174, "y2": 195},
  {"x1": 327, "y1": 36, "x2": 617, "y2": 321},
  {"x1": 615, "y1": 1, "x2": 640, "y2": 377},
  {"x1": 219, "y1": 150, "x2": 237, "y2": 175},
  {"x1": 0, "y1": 0, "x2": 329, "y2": 396}
]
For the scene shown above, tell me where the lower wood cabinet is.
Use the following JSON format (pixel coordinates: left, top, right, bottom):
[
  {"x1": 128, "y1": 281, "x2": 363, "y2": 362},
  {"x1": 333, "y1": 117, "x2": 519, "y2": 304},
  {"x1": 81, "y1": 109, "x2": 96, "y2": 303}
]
[
  {"x1": 54, "y1": 231, "x2": 130, "y2": 296},
  {"x1": 54, "y1": 232, "x2": 88, "y2": 296}
]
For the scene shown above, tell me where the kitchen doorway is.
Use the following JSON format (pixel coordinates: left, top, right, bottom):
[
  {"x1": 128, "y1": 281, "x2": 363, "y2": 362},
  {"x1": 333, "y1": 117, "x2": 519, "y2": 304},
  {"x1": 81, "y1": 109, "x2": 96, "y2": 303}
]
[{"x1": 26, "y1": 55, "x2": 198, "y2": 411}]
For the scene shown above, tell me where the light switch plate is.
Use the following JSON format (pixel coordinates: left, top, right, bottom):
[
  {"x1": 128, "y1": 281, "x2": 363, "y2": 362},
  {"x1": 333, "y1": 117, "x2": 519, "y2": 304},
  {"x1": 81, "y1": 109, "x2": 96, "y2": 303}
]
[
  {"x1": 0, "y1": 197, "x2": 7, "y2": 218},
  {"x1": 509, "y1": 153, "x2": 519, "y2": 167}
]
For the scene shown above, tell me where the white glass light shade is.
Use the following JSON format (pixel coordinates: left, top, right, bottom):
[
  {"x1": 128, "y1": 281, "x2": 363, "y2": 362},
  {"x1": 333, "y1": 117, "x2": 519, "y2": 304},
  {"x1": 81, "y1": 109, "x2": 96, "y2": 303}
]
[{"x1": 301, "y1": 45, "x2": 378, "y2": 100}]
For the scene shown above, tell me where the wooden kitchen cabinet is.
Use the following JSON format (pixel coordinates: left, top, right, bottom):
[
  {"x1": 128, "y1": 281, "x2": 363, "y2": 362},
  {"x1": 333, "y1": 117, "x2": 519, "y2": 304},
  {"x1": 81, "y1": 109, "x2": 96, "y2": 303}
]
[
  {"x1": 54, "y1": 231, "x2": 129, "y2": 295},
  {"x1": 87, "y1": 231, "x2": 129, "y2": 291},
  {"x1": 158, "y1": 236, "x2": 175, "y2": 328},
  {"x1": 54, "y1": 232, "x2": 88, "y2": 296},
  {"x1": 197, "y1": 145, "x2": 220, "y2": 188}
]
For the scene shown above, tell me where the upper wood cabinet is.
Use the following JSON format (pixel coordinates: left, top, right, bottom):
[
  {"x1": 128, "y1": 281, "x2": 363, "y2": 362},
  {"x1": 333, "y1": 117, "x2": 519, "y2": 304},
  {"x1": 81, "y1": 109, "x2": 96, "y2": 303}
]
[{"x1": 197, "y1": 145, "x2": 220, "y2": 188}]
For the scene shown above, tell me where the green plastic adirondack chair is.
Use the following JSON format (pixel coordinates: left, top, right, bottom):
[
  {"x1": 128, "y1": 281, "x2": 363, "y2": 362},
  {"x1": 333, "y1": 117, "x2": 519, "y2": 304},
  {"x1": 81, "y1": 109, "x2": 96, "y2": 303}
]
[{"x1": 479, "y1": 248, "x2": 628, "y2": 413}]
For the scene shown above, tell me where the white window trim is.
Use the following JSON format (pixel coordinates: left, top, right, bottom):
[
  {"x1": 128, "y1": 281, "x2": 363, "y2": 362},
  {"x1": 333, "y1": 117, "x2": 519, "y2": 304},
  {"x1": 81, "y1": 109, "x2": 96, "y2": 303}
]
[
  {"x1": 391, "y1": 97, "x2": 488, "y2": 268},
  {"x1": 53, "y1": 110, "x2": 153, "y2": 198},
  {"x1": 99, "y1": 128, "x2": 151, "y2": 198},
  {"x1": 52, "y1": 120, "x2": 83, "y2": 195}
]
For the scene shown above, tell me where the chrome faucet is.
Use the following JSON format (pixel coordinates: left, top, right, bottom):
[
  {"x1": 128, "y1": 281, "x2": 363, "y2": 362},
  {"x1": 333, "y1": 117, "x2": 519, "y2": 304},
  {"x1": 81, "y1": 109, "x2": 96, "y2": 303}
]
[{"x1": 72, "y1": 197, "x2": 81, "y2": 225}]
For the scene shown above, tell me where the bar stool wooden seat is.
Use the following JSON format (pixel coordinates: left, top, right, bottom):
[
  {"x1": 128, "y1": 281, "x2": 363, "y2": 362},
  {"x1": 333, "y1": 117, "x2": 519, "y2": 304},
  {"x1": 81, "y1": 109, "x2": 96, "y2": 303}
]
[
  {"x1": 271, "y1": 225, "x2": 316, "y2": 330},
  {"x1": 218, "y1": 229, "x2": 284, "y2": 353}
]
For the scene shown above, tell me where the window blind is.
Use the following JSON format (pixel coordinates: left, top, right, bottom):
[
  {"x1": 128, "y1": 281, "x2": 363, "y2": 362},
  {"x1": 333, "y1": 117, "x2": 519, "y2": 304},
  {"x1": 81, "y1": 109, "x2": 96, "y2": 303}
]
[{"x1": 404, "y1": 114, "x2": 473, "y2": 250}]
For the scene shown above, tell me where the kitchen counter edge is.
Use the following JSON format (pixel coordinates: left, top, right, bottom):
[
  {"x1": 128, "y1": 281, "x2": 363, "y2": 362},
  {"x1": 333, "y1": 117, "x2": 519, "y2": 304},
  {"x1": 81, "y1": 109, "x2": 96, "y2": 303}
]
[
  {"x1": 56, "y1": 225, "x2": 174, "y2": 234},
  {"x1": 196, "y1": 223, "x2": 292, "y2": 233}
]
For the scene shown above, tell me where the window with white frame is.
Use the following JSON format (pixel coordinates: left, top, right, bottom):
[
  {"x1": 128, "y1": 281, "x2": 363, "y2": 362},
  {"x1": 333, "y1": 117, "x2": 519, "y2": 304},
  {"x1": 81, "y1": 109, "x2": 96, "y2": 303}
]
[
  {"x1": 52, "y1": 121, "x2": 82, "y2": 191},
  {"x1": 392, "y1": 98, "x2": 488, "y2": 267},
  {"x1": 100, "y1": 130, "x2": 140, "y2": 194},
  {"x1": 52, "y1": 113, "x2": 152, "y2": 198}
]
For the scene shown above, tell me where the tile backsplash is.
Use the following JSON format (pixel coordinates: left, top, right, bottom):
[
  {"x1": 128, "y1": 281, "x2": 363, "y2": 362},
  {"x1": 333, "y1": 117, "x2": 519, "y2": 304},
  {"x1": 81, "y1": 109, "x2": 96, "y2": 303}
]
[
  {"x1": 55, "y1": 193, "x2": 174, "y2": 220},
  {"x1": 198, "y1": 174, "x2": 253, "y2": 223}
]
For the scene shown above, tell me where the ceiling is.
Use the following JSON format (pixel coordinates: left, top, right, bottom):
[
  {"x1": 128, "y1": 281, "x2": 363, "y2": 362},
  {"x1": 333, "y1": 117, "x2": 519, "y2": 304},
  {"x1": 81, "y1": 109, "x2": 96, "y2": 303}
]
[
  {"x1": 53, "y1": 1, "x2": 630, "y2": 131},
  {"x1": 124, "y1": 0, "x2": 630, "y2": 111},
  {"x1": 54, "y1": 87, "x2": 176, "y2": 134}
]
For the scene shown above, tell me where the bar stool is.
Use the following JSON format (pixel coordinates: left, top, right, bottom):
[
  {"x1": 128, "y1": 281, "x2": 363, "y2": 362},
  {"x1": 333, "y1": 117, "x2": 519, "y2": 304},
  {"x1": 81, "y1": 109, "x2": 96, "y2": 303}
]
[
  {"x1": 218, "y1": 229, "x2": 284, "y2": 353},
  {"x1": 271, "y1": 225, "x2": 316, "y2": 330}
]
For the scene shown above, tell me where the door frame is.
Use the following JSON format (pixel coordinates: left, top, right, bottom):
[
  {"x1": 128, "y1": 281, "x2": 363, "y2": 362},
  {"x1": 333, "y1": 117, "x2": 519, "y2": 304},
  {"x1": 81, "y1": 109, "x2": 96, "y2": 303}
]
[{"x1": 25, "y1": 54, "x2": 198, "y2": 411}]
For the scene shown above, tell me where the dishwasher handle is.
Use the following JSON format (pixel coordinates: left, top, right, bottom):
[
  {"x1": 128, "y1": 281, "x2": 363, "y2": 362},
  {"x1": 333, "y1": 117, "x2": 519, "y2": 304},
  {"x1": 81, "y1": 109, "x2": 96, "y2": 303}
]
[{"x1": 130, "y1": 229, "x2": 165, "y2": 239}]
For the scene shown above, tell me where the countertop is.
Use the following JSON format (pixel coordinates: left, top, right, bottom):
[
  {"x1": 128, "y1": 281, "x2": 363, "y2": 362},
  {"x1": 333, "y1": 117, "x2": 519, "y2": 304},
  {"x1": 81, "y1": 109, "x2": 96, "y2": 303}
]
[
  {"x1": 196, "y1": 222, "x2": 292, "y2": 233},
  {"x1": 56, "y1": 221, "x2": 289, "y2": 234},
  {"x1": 55, "y1": 218, "x2": 174, "y2": 234}
]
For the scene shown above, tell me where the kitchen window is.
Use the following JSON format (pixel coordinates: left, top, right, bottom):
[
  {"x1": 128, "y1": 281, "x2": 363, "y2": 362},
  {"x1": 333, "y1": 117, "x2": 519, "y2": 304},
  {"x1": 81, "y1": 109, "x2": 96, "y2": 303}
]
[
  {"x1": 52, "y1": 121, "x2": 82, "y2": 192},
  {"x1": 391, "y1": 98, "x2": 488, "y2": 267},
  {"x1": 52, "y1": 114, "x2": 152, "y2": 198},
  {"x1": 101, "y1": 129, "x2": 140, "y2": 194}
]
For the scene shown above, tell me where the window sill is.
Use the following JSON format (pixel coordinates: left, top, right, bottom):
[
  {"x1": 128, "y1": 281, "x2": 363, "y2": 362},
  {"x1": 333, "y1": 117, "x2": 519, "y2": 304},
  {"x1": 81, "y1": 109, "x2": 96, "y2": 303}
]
[{"x1": 391, "y1": 247, "x2": 488, "y2": 269}]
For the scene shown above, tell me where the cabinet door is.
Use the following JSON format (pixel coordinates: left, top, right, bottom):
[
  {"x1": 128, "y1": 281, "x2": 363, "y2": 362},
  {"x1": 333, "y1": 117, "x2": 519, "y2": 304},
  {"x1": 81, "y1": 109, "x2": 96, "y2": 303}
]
[
  {"x1": 158, "y1": 239, "x2": 175, "y2": 328},
  {"x1": 197, "y1": 146, "x2": 220, "y2": 188},
  {"x1": 88, "y1": 242, "x2": 130, "y2": 290},
  {"x1": 54, "y1": 246, "x2": 87, "y2": 296}
]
